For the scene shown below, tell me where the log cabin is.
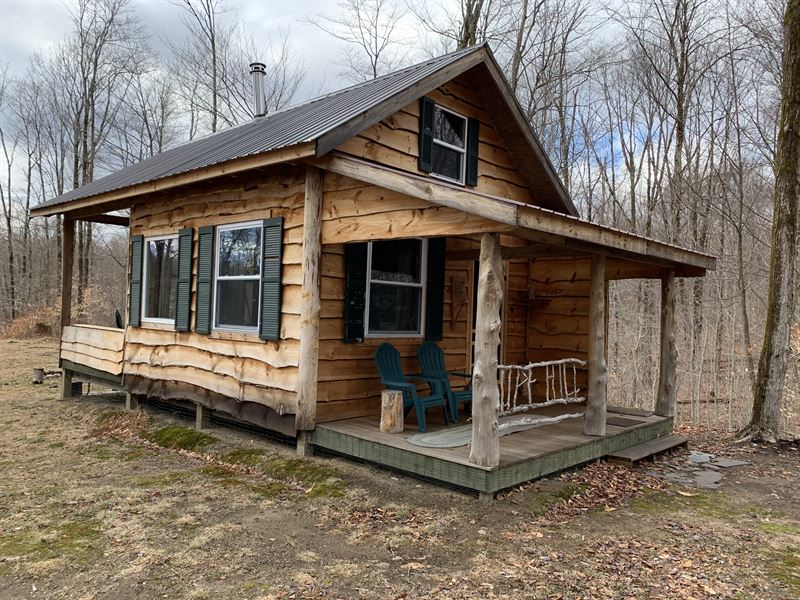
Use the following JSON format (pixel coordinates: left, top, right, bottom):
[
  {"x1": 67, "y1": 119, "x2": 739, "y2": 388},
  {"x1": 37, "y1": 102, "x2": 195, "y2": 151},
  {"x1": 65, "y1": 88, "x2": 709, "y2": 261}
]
[{"x1": 31, "y1": 44, "x2": 714, "y2": 498}]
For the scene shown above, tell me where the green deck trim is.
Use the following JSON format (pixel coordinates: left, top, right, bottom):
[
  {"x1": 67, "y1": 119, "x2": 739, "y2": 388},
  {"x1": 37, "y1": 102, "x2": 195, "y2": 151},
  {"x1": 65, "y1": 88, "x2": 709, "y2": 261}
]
[
  {"x1": 60, "y1": 358, "x2": 123, "y2": 388},
  {"x1": 312, "y1": 417, "x2": 674, "y2": 494}
]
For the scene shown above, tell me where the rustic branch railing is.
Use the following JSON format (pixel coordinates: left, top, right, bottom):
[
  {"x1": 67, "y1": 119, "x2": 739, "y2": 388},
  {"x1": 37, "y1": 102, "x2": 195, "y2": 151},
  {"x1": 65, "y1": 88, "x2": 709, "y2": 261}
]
[{"x1": 498, "y1": 358, "x2": 587, "y2": 417}]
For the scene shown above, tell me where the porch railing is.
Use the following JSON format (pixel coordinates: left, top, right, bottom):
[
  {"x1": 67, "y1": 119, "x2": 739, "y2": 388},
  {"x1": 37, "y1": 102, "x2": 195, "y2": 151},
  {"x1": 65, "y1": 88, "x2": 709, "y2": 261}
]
[{"x1": 498, "y1": 358, "x2": 587, "y2": 417}]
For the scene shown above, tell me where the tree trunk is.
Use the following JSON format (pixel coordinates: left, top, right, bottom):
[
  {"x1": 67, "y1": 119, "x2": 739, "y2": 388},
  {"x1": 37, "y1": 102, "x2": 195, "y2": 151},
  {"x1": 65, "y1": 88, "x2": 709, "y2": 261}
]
[{"x1": 739, "y1": 0, "x2": 800, "y2": 442}]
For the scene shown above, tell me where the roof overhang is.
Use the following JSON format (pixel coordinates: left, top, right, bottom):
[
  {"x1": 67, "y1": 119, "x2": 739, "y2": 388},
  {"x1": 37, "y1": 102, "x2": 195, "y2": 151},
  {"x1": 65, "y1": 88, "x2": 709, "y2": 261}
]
[
  {"x1": 30, "y1": 142, "x2": 317, "y2": 218},
  {"x1": 314, "y1": 152, "x2": 715, "y2": 276}
]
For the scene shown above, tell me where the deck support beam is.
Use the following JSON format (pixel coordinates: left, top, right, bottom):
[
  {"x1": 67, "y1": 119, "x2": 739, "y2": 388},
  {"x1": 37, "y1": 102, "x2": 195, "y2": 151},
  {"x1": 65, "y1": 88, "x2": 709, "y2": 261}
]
[
  {"x1": 469, "y1": 232, "x2": 503, "y2": 468},
  {"x1": 584, "y1": 254, "x2": 608, "y2": 436},
  {"x1": 61, "y1": 369, "x2": 74, "y2": 400},
  {"x1": 125, "y1": 392, "x2": 140, "y2": 411},
  {"x1": 295, "y1": 166, "x2": 323, "y2": 432},
  {"x1": 656, "y1": 271, "x2": 677, "y2": 417},
  {"x1": 195, "y1": 403, "x2": 210, "y2": 429}
]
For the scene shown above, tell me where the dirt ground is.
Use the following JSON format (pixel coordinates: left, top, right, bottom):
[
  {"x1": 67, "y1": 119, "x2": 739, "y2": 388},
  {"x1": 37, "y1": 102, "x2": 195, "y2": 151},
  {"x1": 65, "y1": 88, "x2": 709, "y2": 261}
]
[{"x1": 1, "y1": 339, "x2": 799, "y2": 599}]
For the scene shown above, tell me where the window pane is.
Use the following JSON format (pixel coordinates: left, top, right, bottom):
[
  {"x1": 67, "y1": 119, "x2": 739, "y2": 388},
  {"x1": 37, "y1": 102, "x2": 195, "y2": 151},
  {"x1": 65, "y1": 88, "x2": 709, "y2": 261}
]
[
  {"x1": 433, "y1": 107, "x2": 465, "y2": 148},
  {"x1": 145, "y1": 239, "x2": 178, "y2": 320},
  {"x1": 431, "y1": 144, "x2": 463, "y2": 181},
  {"x1": 368, "y1": 283, "x2": 422, "y2": 333},
  {"x1": 216, "y1": 279, "x2": 260, "y2": 328},
  {"x1": 371, "y1": 239, "x2": 422, "y2": 283},
  {"x1": 218, "y1": 226, "x2": 261, "y2": 276}
]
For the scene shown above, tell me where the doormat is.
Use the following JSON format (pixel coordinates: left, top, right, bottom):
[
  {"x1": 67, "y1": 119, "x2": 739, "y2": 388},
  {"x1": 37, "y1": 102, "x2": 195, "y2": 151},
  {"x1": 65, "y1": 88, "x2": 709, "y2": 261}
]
[{"x1": 406, "y1": 412, "x2": 584, "y2": 449}]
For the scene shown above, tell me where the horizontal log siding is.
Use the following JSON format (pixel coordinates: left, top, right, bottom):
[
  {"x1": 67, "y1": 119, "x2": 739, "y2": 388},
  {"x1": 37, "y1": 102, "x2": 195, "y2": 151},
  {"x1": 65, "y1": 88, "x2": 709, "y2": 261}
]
[
  {"x1": 527, "y1": 257, "x2": 593, "y2": 393},
  {"x1": 124, "y1": 166, "x2": 305, "y2": 416},
  {"x1": 60, "y1": 324, "x2": 126, "y2": 376},
  {"x1": 335, "y1": 72, "x2": 536, "y2": 205}
]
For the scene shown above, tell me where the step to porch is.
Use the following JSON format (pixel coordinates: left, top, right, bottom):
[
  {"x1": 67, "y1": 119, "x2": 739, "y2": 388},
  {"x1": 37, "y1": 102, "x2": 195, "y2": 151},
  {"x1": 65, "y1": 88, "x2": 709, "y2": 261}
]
[{"x1": 607, "y1": 434, "x2": 688, "y2": 466}]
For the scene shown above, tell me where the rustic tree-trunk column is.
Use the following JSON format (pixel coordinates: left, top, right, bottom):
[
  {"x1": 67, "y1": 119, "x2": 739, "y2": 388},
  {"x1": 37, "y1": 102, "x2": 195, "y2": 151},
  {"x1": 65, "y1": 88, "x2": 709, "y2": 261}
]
[
  {"x1": 60, "y1": 217, "x2": 75, "y2": 401},
  {"x1": 656, "y1": 271, "x2": 678, "y2": 417},
  {"x1": 295, "y1": 166, "x2": 324, "y2": 445},
  {"x1": 470, "y1": 233, "x2": 503, "y2": 468},
  {"x1": 584, "y1": 254, "x2": 607, "y2": 436}
]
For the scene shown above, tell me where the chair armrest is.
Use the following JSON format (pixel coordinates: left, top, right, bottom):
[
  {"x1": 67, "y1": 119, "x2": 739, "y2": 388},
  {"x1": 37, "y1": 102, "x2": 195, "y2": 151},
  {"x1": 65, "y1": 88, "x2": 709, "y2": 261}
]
[
  {"x1": 382, "y1": 380, "x2": 415, "y2": 392},
  {"x1": 407, "y1": 374, "x2": 441, "y2": 383}
]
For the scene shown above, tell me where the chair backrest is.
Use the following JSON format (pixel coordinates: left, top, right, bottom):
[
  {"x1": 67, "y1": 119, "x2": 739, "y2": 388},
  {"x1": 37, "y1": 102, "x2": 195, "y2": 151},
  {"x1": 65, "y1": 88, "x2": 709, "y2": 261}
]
[
  {"x1": 114, "y1": 308, "x2": 124, "y2": 329},
  {"x1": 375, "y1": 343, "x2": 406, "y2": 384},
  {"x1": 417, "y1": 342, "x2": 447, "y2": 378}
]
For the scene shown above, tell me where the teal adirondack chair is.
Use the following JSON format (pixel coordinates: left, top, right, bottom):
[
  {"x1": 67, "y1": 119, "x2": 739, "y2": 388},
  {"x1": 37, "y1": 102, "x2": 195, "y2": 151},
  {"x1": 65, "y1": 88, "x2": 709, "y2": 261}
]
[
  {"x1": 375, "y1": 343, "x2": 448, "y2": 432},
  {"x1": 417, "y1": 341, "x2": 472, "y2": 423}
]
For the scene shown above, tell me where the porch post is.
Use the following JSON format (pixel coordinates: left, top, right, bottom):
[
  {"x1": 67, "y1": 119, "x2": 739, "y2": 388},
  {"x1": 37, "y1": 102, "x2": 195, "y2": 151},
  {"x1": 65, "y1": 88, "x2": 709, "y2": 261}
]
[
  {"x1": 60, "y1": 216, "x2": 75, "y2": 400},
  {"x1": 469, "y1": 232, "x2": 503, "y2": 468},
  {"x1": 655, "y1": 270, "x2": 677, "y2": 417},
  {"x1": 584, "y1": 254, "x2": 607, "y2": 436},
  {"x1": 61, "y1": 216, "x2": 75, "y2": 331},
  {"x1": 295, "y1": 166, "x2": 323, "y2": 447}
]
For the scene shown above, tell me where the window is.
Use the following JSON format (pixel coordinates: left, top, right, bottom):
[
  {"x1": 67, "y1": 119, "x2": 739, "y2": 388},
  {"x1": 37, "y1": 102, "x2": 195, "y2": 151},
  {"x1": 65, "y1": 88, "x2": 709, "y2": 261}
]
[
  {"x1": 431, "y1": 105, "x2": 467, "y2": 183},
  {"x1": 142, "y1": 235, "x2": 178, "y2": 323},
  {"x1": 365, "y1": 239, "x2": 427, "y2": 336},
  {"x1": 214, "y1": 222, "x2": 262, "y2": 331}
]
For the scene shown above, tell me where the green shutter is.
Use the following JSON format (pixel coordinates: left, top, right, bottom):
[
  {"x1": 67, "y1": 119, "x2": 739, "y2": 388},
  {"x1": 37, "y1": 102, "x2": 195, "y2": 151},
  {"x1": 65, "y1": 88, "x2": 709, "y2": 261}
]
[
  {"x1": 259, "y1": 217, "x2": 284, "y2": 341},
  {"x1": 175, "y1": 227, "x2": 193, "y2": 332},
  {"x1": 195, "y1": 226, "x2": 214, "y2": 334},
  {"x1": 425, "y1": 238, "x2": 446, "y2": 341},
  {"x1": 466, "y1": 117, "x2": 480, "y2": 186},
  {"x1": 129, "y1": 234, "x2": 144, "y2": 327},
  {"x1": 343, "y1": 242, "x2": 368, "y2": 343},
  {"x1": 419, "y1": 96, "x2": 435, "y2": 172}
]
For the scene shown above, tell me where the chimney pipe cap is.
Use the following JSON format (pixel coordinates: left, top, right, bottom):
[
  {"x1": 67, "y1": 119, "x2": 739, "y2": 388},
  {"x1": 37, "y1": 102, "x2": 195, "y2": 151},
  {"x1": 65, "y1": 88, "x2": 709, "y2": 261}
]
[{"x1": 249, "y1": 62, "x2": 266, "y2": 74}]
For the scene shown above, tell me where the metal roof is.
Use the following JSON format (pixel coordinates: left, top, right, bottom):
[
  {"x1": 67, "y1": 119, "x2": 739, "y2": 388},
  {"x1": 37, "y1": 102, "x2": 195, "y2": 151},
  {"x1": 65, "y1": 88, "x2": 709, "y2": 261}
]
[{"x1": 34, "y1": 45, "x2": 486, "y2": 211}]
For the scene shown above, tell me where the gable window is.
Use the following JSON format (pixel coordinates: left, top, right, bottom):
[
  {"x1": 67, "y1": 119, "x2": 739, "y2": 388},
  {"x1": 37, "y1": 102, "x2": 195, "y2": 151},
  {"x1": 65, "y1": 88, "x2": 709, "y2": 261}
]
[
  {"x1": 431, "y1": 106, "x2": 467, "y2": 183},
  {"x1": 142, "y1": 235, "x2": 178, "y2": 323},
  {"x1": 365, "y1": 239, "x2": 427, "y2": 336},
  {"x1": 214, "y1": 221, "x2": 262, "y2": 331}
]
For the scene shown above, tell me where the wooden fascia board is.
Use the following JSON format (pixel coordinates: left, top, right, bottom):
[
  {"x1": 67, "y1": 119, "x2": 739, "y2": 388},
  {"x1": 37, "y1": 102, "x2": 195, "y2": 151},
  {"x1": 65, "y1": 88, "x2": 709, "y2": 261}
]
[
  {"x1": 315, "y1": 50, "x2": 487, "y2": 158},
  {"x1": 75, "y1": 214, "x2": 130, "y2": 227},
  {"x1": 30, "y1": 142, "x2": 317, "y2": 218},
  {"x1": 315, "y1": 153, "x2": 715, "y2": 274},
  {"x1": 479, "y1": 51, "x2": 579, "y2": 217}
]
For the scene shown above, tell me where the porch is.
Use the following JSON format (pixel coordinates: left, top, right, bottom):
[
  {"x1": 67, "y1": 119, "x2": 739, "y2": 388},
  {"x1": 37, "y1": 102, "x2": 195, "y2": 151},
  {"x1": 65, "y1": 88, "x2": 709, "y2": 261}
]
[
  {"x1": 312, "y1": 404, "x2": 672, "y2": 496},
  {"x1": 59, "y1": 324, "x2": 125, "y2": 391}
]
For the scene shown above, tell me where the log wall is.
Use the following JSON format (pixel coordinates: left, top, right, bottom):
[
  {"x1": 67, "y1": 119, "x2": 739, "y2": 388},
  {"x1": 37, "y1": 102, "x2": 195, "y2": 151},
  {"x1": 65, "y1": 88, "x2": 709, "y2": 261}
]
[
  {"x1": 123, "y1": 166, "x2": 305, "y2": 417},
  {"x1": 336, "y1": 72, "x2": 536, "y2": 205},
  {"x1": 60, "y1": 324, "x2": 125, "y2": 376}
]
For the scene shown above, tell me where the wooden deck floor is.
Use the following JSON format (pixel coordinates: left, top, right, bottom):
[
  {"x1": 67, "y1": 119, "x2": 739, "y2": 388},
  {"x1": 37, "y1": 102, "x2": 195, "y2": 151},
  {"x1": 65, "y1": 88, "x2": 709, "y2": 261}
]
[{"x1": 312, "y1": 405, "x2": 672, "y2": 494}]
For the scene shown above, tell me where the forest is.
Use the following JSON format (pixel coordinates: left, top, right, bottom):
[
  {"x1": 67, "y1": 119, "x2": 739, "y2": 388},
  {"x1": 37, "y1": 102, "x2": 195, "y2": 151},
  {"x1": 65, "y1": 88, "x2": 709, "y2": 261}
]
[{"x1": 0, "y1": 0, "x2": 797, "y2": 436}]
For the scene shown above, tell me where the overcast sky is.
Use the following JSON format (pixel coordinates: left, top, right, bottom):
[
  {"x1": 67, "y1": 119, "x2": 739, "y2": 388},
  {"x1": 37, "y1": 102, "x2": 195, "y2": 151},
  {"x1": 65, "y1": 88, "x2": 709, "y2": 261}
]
[{"x1": 0, "y1": 0, "x2": 427, "y2": 103}]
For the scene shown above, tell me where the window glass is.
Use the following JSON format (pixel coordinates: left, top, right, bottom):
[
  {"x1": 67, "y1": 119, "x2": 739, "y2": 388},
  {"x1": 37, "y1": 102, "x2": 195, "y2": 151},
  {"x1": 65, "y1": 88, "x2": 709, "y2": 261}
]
[
  {"x1": 431, "y1": 145, "x2": 463, "y2": 181},
  {"x1": 368, "y1": 284, "x2": 422, "y2": 333},
  {"x1": 433, "y1": 108, "x2": 465, "y2": 148},
  {"x1": 218, "y1": 227, "x2": 261, "y2": 276},
  {"x1": 215, "y1": 223, "x2": 262, "y2": 330},
  {"x1": 144, "y1": 238, "x2": 178, "y2": 320},
  {"x1": 366, "y1": 239, "x2": 425, "y2": 335},
  {"x1": 371, "y1": 239, "x2": 422, "y2": 283},
  {"x1": 216, "y1": 279, "x2": 260, "y2": 328}
]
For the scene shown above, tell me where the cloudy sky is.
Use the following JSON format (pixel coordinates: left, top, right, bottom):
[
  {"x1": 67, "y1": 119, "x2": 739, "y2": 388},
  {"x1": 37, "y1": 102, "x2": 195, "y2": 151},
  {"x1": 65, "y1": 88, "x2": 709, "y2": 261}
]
[{"x1": 0, "y1": 0, "x2": 429, "y2": 103}]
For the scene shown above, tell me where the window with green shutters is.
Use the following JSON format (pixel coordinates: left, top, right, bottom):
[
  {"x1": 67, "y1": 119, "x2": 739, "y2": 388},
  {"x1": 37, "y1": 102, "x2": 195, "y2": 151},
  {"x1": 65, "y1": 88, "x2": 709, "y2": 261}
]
[
  {"x1": 342, "y1": 237, "x2": 446, "y2": 342},
  {"x1": 193, "y1": 219, "x2": 284, "y2": 339},
  {"x1": 418, "y1": 96, "x2": 479, "y2": 187}
]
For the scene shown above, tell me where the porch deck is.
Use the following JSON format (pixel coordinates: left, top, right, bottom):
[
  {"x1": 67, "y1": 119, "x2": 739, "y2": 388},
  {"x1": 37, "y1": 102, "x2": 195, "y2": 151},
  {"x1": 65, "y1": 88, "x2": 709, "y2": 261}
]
[
  {"x1": 312, "y1": 405, "x2": 672, "y2": 495},
  {"x1": 60, "y1": 324, "x2": 125, "y2": 388}
]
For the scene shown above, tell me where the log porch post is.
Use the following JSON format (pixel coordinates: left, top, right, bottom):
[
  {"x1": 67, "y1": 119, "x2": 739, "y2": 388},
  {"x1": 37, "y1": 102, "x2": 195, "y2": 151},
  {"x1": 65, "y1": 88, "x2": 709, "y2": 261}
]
[
  {"x1": 295, "y1": 166, "x2": 324, "y2": 446},
  {"x1": 583, "y1": 254, "x2": 607, "y2": 436},
  {"x1": 60, "y1": 216, "x2": 75, "y2": 400},
  {"x1": 655, "y1": 270, "x2": 677, "y2": 417},
  {"x1": 469, "y1": 232, "x2": 503, "y2": 468}
]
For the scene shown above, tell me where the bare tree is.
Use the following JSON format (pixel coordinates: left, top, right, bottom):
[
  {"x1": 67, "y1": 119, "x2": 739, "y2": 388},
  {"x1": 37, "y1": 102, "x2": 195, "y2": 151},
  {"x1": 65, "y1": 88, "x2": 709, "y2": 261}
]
[
  {"x1": 306, "y1": 0, "x2": 410, "y2": 82},
  {"x1": 740, "y1": 0, "x2": 800, "y2": 442}
]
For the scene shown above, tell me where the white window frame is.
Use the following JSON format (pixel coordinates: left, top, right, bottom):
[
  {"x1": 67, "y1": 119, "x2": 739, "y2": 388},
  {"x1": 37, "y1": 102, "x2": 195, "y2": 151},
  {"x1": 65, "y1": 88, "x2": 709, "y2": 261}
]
[
  {"x1": 430, "y1": 104, "x2": 467, "y2": 185},
  {"x1": 141, "y1": 233, "x2": 179, "y2": 325},
  {"x1": 364, "y1": 238, "x2": 428, "y2": 338},
  {"x1": 212, "y1": 220, "x2": 263, "y2": 334}
]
